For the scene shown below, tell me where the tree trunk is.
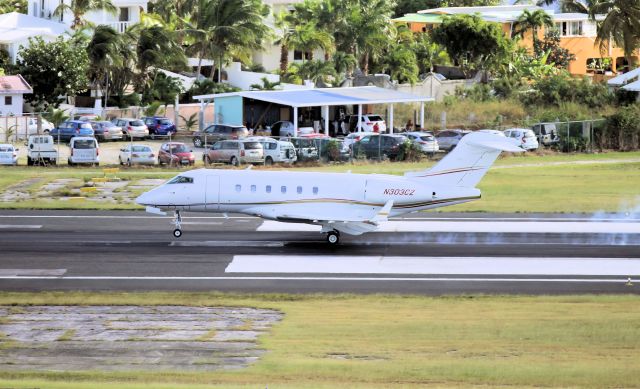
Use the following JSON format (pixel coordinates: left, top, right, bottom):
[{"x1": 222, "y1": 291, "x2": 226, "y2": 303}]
[
  {"x1": 308, "y1": 51, "x2": 314, "y2": 61},
  {"x1": 280, "y1": 45, "x2": 288, "y2": 75},
  {"x1": 361, "y1": 52, "x2": 369, "y2": 75},
  {"x1": 197, "y1": 48, "x2": 204, "y2": 77}
]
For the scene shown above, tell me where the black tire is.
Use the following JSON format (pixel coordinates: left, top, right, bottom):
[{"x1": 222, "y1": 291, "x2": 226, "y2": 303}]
[
  {"x1": 265, "y1": 156, "x2": 273, "y2": 166},
  {"x1": 127, "y1": 159, "x2": 131, "y2": 167},
  {"x1": 27, "y1": 157, "x2": 32, "y2": 166},
  {"x1": 327, "y1": 231, "x2": 340, "y2": 245},
  {"x1": 119, "y1": 158, "x2": 123, "y2": 165},
  {"x1": 193, "y1": 137, "x2": 203, "y2": 148},
  {"x1": 204, "y1": 155, "x2": 210, "y2": 165},
  {"x1": 173, "y1": 229, "x2": 182, "y2": 238},
  {"x1": 230, "y1": 156, "x2": 239, "y2": 166}
]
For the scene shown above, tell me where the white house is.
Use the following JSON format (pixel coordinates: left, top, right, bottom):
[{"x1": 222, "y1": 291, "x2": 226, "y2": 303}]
[
  {"x1": 0, "y1": 12, "x2": 67, "y2": 64},
  {"x1": 0, "y1": 74, "x2": 32, "y2": 115},
  {"x1": 28, "y1": 0, "x2": 147, "y2": 33}
]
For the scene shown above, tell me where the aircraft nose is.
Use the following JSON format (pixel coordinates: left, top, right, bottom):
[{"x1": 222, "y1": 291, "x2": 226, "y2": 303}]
[{"x1": 135, "y1": 191, "x2": 154, "y2": 206}]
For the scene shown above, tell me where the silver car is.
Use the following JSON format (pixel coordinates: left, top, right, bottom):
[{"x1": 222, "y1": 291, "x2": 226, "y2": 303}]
[
  {"x1": 112, "y1": 118, "x2": 149, "y2": 140},
  {"x1": 204, "y1": 140, "x2": 264, "y2": 166},
  {"x1": 402, "y1": 131, "x2": 439, "y2": 155},
  {"x1": 435, "y1": 129, "x2": 471, "y2": 151},
  {"x1": 0, "y1": 144, "x2": 18, "y2": 165}
]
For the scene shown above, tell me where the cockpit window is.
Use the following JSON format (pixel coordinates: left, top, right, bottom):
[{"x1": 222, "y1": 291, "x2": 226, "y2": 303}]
[{"x1": 167, "y1": 176, "x2": 194, "y2": 184}]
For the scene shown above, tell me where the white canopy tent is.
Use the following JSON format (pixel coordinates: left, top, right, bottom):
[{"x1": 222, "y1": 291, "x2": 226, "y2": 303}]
[
  {"x1": 194, "y1": 86, "x2": 434, "y2": 135},
  {"x1": 607, "y1": 67, "x2": 640, "y2": 87}
]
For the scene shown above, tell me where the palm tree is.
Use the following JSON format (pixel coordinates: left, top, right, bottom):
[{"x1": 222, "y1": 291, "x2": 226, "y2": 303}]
[
  {"x1": 379, "y1": 44, "x2": 419, "y2": 84},
  {"x1": 297, "y1": 60, "x2": 337, "y2": 85},
  {"x1": 286, "y1": 23, "x2": 334, "y2": 63},
  {"x1": 87, "y1": 25, "x2": 120, "y2": 107},
  {"x1": 249, "y1": 77, "x2": 281, "y2": 90},
  {"x1": 54, "y1": 0, "x2": 117, "y2": 29},
  {"x1": 332, "y1": 51, "x2": 357, "y2": 77},
  {"x1": 513, "y1": 9, "x2": 555, "y2": 55},
  {"x1": 134, "y1": 25, "x2": 186, "y2": 91},
  {"x1": 589, "y1": 0, "x2": 640, "y2": 67}
]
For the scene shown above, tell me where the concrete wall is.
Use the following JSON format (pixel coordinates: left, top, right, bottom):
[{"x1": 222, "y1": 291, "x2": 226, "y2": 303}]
[{"x1": 224, "y1": 62, "x2": 281, "y2": 91}]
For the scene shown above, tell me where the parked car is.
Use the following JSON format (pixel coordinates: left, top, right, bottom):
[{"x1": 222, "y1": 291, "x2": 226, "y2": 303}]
[
  {"x1": 119, "y1": 144, "x2": 156, "y2": 166},
  {"x1": 400, "y1": 131, "x2": 439, "y2": 156},
  {"x1": 504, "y1": 128, "x2": 539, "y2": 151},
  {"x1": 68, "y1": 137, "x2": 99, "y2": 166},
  {"x1": 531, "y1": 123, "x2": 560, "y2": 146},
  {"x1": 204, "y1": 140, "x2": 264, "y2": 166},
  {"x1": 142, "y1": 116, "x2": 177, "y2": 138},
  {"x1": 26, "y1": 135, "x2": 57, "y2": 165},
  {"x1": 27, "y1": 117, "x2": 54, "y2": 134},
  {"x1": 477, "y1": 129, "x2": 506, "y2": 137},
  {"x1": 435, "y1": 129, "x2": 470, "y2": 151},
  {"x1": 245, "y1": 136, "x2": 297, "y2": 165},
  {"x1": 0, "y1": 144, "x2": 18, "y2": 165},
  {"x1": 50, "y1": 120, "x2": 95, "y2": 142},
  {"x1": 351, "y1": 134, "x2": 405, "y2": 160},
  {"x1": 112, "y1": 118, "x2": 149, "y2": 140},
  {"x1": 192, "y1": 124, "x2": 249, "y2": 148},
  {"x1": 289, "y1": 137, "x2": 319, "y2": 162},
  {"x1": 341, "y1": 114, "x2": 387, "y2": 134},
  {"x1": 268, "y1": 121, "x2": 314, "y2": 137},
  {"x1": 158, "y1": 142, "x2": 195, "y2": 166},
  {"x1": 91, "y1": 121, "x2": 124, "y2": 141},
  {"x1": 343, "y1": 132, "x2": 376, "y2": 148}
]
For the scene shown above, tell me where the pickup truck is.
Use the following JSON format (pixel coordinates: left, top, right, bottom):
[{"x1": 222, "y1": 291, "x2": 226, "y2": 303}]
[{"x1": 26, "y1": 135, "x2": 57, "y2": 165}]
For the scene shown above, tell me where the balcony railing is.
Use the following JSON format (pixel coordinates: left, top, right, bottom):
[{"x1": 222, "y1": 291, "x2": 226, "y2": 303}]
[{"x1": 108, "y1": 21, "x2": 132, "y2": 33}]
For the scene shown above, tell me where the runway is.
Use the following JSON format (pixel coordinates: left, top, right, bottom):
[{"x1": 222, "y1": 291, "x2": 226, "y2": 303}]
[{"x1": 0, "y1": 210, "x2": 639, "y2": 294}]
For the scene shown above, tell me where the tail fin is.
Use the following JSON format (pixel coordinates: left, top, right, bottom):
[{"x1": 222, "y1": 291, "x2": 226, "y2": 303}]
[{"x1": 405, "y1": 132, "x2": 523, "y2": 187}]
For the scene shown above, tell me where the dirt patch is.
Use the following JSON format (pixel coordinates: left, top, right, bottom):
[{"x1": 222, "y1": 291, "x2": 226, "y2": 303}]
[{"x1": 0, "y1": 305, "x2": 282, "y2": 371}]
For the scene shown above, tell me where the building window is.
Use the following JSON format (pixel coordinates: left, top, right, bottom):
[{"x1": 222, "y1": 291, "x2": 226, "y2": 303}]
[
  {"x1": 4, "y1": 96, "x2": 11, "y2": 106},
  {"x1": 297, "y1": 186, "x2": 302, "y2": 194},
  {"x1": 119, "y1": 7, "x2": 129, "y2": 22},
  {"x1": 313, "y1": 186, "x2": 319, "y2": 195},
  {"x1": 281, "y1": 186, "x2": 286, "y2": 194},
  {"x1": 251, "y1": 185, "x2": 256, "y2": 193},
  {"x1": 556, "y1": 21, "x2": 583, "y2": 36},
  {"x1": 235, "y1": 184, "x2": 241, "y2": 192},
  {"x1": 266, "y1": 185, "x2": 271, "y2": 193},
  {"x1": 293, "y1": 50, "x2": 311, "y2": 61}
]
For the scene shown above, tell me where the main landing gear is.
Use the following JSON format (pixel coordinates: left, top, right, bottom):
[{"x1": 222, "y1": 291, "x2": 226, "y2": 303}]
[
  {"x1": 172, "y1": 210, "x2": 183, "y2": 238},
  {"x1": 326, "y1": 230, "x2": 340, "y2": 245}
]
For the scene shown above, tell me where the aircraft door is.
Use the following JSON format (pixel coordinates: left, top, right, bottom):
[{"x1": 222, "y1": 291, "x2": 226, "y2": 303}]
[{"x1": 205, "y1": 175, "x2": 220, "y2": 211}]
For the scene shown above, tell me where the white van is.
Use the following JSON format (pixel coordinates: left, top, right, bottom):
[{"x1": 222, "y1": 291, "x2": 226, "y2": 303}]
[
  {"x1": 27, "y1": 135, "x2": 57, "y2": 165},
  {"x1": 68, "y1": 137, "x2": 99, "y2": 166},
  {"x1": 245, "y1": 136, "x2": 297, "y2": 165}
]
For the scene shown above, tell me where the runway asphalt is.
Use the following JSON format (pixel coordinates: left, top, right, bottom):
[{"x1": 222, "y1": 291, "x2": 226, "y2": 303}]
[{"x1": 0, "y1": 210, "x2": 639, "y2": 295}]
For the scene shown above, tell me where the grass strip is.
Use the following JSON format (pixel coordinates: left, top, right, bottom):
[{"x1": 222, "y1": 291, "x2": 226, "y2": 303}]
[{"x1": 0, "y1": 292, "x2": 638, "y2": 388}]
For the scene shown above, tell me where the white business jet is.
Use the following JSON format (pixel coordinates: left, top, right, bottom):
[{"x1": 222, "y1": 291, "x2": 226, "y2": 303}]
[{"x1": 136, "y1": 132, "x2": 522, "y2": 244}]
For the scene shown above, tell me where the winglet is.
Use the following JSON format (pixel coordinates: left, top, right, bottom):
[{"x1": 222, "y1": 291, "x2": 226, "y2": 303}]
[{"x1": 371, "y1": 200, "x2": 394, "y2": 223}]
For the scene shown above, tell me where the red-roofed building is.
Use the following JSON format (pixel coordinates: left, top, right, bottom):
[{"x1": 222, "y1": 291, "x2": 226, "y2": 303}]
[{"x1": 0, "y1": 74, "x2": 32, "y2": 115}]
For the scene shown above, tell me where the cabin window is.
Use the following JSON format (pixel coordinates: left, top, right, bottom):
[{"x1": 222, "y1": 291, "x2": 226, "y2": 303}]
[
  {"x1": 297, "y1": 186, "x2": 302, "y2": 194},
  {"x1": 281, "y1": 186, "x2": 286, "y2": 194},
  {"x1": 167, "y1": 176, "x2": 193, "y2": 184},
  {"x1": 235, "y1": 184, "x2": 241, "y2": 192},
  {"x1": 266, "y1": 185, "x2": 271, "y2": 193},
  {"x1": 313, "y1": 186, "x2": 319, "y2": 195},
  {"x1": 251, "y1": 185, "x2": 256, "y2": 192}
]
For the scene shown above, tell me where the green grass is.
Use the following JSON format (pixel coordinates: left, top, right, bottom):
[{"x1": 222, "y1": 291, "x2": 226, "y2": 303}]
[
  {"x1": 0, "y1": 292, "x2": 638, "y2": 388},
  {"x1": 1, "y1": 152, "x2": 640, "y2": 212}
]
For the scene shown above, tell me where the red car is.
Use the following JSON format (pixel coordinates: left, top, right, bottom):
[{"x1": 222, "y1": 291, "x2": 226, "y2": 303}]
[{"x1": 158, "y1": 142, "x2": 195, "y2": 166}]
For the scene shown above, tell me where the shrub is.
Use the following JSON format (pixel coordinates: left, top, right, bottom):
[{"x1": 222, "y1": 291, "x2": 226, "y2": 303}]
[
  {"x1": 398, "y1": 139, "x2": 424, "y2": 162},
  {"x1": 520, "y1": 74, "x2": 612, "y2": 108},
  {"x1": 602, "y1": 105, "x2": 640, "y2": 151},
  {"x1": 455, "y1": 83, "x2": 494, "y2": 102}
]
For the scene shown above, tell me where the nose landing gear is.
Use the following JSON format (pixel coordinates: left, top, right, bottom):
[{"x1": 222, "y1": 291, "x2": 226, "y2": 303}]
[{"x1": 172, "y1": 211, "x2": 182, "y2": 238}]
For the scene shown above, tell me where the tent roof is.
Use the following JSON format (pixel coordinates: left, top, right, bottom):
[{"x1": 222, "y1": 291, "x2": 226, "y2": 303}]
[
  {"x1": 194, "y1": 86, "x2": 433, "y2": 108},
  {"x1": 0, "y1": 12, "x2": 67, "y2": 43},
  {"x1": 392, "y1": 13, "x2": 442, "y2": 23},
  {"x1": 607, "y1": 67, "x2": 640, "y2": 86},
  {"x1": 621, "y1": 79, "x2": 640, "y2": 92}
]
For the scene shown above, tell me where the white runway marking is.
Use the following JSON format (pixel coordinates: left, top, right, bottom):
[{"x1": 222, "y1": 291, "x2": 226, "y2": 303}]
[
  {"x1": 0, "y1": 225, "x2": 42, "y2": 229},
  {"x1": 0, "y1": 269, "x2": 66, "y2": 276},
  {"x1": 257, "y1": 220, "x2": 640, "y2": 234},
  {"x1": 170, "y1": 241, "x2": 284, "y2": 247},
  {"x1": 225, "y1": 256, "x2": 640, "y2": 276},
  {"x1": 0, "y1": 275, "x2": 635, "y2": 283}
]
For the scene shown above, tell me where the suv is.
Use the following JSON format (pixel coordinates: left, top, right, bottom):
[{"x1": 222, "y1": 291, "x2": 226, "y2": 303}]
[
  {"x1": 142, "y1": 116, "x2": 177, "y2": 138},
  {"x1": 435, "y1": 129, "x2": 470, "y2": 151},
  {"x1": 50, "y1": 120, "x2": 95, "y2": 142},
  {"x1": 192, "y1": 124, "x2": 249, "y2": 148},
  {"x1": 351, "y1": 134, "x2": 405, "y2": 160},
  {"x1": 289, "y1": 137, "x2": 319, "y2": 162},
  {"x1": 531, "y1": 123, "x2": 560, "y2": 146},
  {"x1": 341, "y1": 114, "x2": 387, "y2": 134},
  {"x1": 68, "y1": 137, "x2": 99, "y2": 166},
  {"x1": 401, "y1": 131, "x2": 439, "y2": 156},
  {"x1": 245, "y1": 136, "x2": 297, "y2": 165},
  {"x1": 112, "y1": 118, "x2": 149, "y2": 140},
  {"x1": 204, "y1": 140, "x2": 264, "y2": 166},
  {"x1": 504, "y1": 128, "x2": 539, "y2": 151}
]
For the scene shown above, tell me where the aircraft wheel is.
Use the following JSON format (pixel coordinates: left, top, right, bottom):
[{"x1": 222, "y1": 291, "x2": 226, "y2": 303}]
[
  {"x1": 326, "y1": 231, "x2": 339, "y2": 245},
  {"x1": 173, "y1": 229, "x2": 182, "y2": 238}
]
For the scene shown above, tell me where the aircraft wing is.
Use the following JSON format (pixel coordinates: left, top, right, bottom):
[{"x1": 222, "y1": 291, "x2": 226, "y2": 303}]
[{"x1": 273, "y1": 200, "x2": 394, "y2": 236}]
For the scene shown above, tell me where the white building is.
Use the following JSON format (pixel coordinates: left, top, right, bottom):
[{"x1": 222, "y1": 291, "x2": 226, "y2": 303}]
[
  {"x1": 0, "y1": 12, "x2": 66, "y2": 64},
  {"x1": 0, "y1": 75, "x2": 32, "y2": 115},
  {"x1": 28, "y1": 0, "x2": 147, "y2": 33}
]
